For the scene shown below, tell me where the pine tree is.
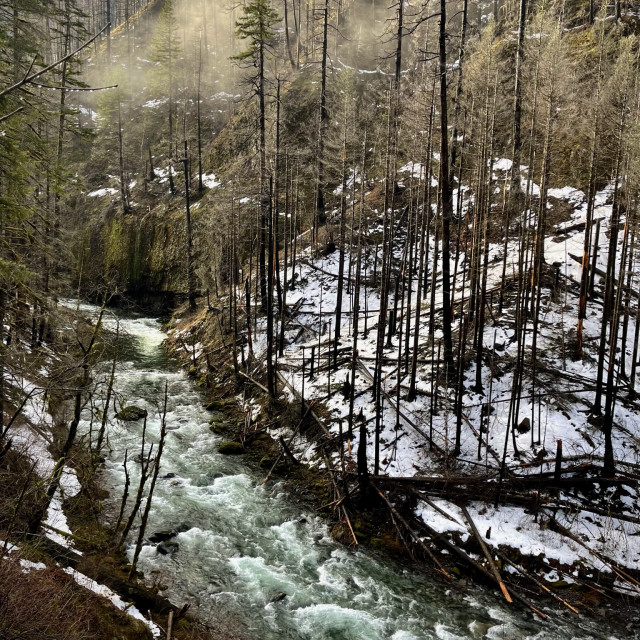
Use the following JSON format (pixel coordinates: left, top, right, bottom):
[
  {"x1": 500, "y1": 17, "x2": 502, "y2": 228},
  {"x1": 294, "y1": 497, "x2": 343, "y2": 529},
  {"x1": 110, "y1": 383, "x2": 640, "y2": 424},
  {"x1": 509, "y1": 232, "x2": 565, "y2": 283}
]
[
  {"x1": 233, "y1": 0, "x2": 280, "y2": 314},
  {"x1": 150, "y1": 0, "x2": 182, "y2": 194}
]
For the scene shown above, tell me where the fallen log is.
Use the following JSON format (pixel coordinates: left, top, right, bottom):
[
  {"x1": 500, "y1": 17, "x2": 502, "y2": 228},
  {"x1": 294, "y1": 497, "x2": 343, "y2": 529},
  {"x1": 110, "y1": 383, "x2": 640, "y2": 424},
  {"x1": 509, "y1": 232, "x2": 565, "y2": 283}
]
[
  {"x1": 409, "y1": 517, "x2": 547, "y2": 619},
  {"x1": 460, "y1": 505, "x2": 512, "y2": 604},
  {"x1": 545, "y1": 514, "x2": 640, "y2": 595},
  {"x1": 276, "y1": 371, "x2": 334, "y2": 441},
  {"x1": 320, "y1": 447, "x2": 358, "y2": 547},
  {"x1": 408, "y1": 488, "x2": 463, "y2": 525},
  {"x1": 279, "y1": 435, "x2": 301, "y2": 465},
  {"x1": 368, "y1": 473, "x2": 497, "y2": 487},
  {"x1": 237, "y1": 370, "x2": 270, "y2": 394},
  {"x1": 493, "y1": 548, "x2": 579, "y2": 615},
  {"x1": 355, "y1": 360, "x2": 445, "y2": 454},
  {"x1": 512, "y1": 474, "x2": 635, "y2": 490},
  {"x1": 31, "y1": 535, "x2": 177, "y2": 614}
]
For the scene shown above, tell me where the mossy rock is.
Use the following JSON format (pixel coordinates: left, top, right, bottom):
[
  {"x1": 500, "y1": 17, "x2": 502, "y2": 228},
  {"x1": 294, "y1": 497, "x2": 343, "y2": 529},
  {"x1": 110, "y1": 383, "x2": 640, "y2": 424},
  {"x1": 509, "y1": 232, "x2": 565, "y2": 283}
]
[
  {"x1": 217, "y1": 441, "x2": 244, "y2": 455},
  {"x1": 206, "y1": 397, "x2": 235, "y2": 412},
  {"x1": 209, "y1": 421, "x2": 229, "y2": 435},
  {"x1": 115, "y1": 405, "x2": 148, "y2": 421}
]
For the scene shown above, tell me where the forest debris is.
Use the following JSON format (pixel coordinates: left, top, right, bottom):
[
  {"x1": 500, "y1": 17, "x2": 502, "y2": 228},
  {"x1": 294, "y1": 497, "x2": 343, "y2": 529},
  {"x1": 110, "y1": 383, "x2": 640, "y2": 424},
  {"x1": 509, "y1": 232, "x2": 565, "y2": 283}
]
[
  {"x1": 493, "y1": 549, "x2": 580, "y2": 615},
  {"x1": 372, "y1": 483, "x2": 451, "y2": 580},
  {"x1": 545, "y1": 513, "x2": 640, "y2": 595},
  {"x1": 460, "y1": 505, "x2": 512, "y2": 604},
  {"x1": 408, "y1": 488, "x2": 463, "y2": 525},
  {"x1": 411, "y1": 516, "x2": 547, "y2": 619},
  {"x1": 237, "y1": 370, "x2": 270, "y2": 394}
]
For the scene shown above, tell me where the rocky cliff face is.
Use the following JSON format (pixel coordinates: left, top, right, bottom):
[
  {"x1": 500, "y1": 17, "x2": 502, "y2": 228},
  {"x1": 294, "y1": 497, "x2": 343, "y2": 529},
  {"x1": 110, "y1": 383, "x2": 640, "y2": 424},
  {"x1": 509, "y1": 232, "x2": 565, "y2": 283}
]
[{"x1": 79, "y1": 198, "x2": 193, "y2": 310}]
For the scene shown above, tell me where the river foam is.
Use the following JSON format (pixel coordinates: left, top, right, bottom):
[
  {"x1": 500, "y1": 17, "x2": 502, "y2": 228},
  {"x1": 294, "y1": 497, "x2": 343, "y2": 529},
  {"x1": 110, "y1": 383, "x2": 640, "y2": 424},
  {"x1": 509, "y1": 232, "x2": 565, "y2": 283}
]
[{"x1": 72, "y1": 303, "x2": 618, "y2": 640}]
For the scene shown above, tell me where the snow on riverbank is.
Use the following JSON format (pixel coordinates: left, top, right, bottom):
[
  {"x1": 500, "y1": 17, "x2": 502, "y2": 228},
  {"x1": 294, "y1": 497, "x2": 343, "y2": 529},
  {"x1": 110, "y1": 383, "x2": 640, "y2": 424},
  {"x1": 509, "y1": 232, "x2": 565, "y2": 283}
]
[
  {"x1": 169, "y1": 160, "x2": 640, "y2": 588},
  {"x1": 256, "y1": 166, "x2": 640, "y2": 580},
  {"x1": 4, "y1": 370, "x2": 165, "y2": 632},
  {"x1": 11, "y1": 379, "x2": 82, "y2": 553},
  {"x1": 63, "y1": 567, "x2": 162, "y2": 637}
]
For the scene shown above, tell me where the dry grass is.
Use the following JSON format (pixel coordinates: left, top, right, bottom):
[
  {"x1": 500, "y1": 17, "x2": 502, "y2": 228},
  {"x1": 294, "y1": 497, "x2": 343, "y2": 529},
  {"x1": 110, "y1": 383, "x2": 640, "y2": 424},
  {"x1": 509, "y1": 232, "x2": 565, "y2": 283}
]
[{"x1": 0, "y1": 556, "x2": 152, "y2": 640}]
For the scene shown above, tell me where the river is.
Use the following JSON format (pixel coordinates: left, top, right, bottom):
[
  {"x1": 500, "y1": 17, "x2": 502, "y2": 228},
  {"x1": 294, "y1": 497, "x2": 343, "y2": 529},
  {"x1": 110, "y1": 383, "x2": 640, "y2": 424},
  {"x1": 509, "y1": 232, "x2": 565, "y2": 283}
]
[{"x1": 77, "y1": 304, "x2": 618, "y2": 640}]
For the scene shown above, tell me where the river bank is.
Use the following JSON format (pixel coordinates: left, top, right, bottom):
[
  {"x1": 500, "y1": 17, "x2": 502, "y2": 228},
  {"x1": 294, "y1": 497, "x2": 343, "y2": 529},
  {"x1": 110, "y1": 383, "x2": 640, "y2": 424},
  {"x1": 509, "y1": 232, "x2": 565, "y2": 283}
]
[
  {"x1": 66, "y1": 302, "x2": 623, "y2": 640},
  {"x1": 162, "y1": 290, "x2": 640, "y2": 639},
  {"x1": 5, "y1": 299, "x2": 634, "y2": 639}
]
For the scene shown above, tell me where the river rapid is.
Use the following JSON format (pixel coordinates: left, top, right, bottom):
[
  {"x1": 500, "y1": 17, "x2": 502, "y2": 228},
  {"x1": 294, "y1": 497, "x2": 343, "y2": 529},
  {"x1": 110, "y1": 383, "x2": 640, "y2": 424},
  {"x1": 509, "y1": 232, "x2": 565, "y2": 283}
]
[{"x1": 77, "y1": 304, "x2": 620, "y2": 640}]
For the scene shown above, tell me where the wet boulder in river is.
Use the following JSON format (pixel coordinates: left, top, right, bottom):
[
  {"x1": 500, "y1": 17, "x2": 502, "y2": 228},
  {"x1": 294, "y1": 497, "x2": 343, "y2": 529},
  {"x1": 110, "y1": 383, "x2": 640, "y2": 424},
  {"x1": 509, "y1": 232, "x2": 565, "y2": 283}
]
[
  {"x1": 157, "y1": 541, "x2": 180, "y2": 555},
  {"x1": 150, "y1": 531, "x2": 176, "y2": 544},
  {"x1": 150, "y1": 523, "x2": 190, "y2": 544},
  {"x1": 115, "y1": 405, "x2": 148, "y2": 421},
  {"x1": 269, "y1": 592, "x2": 288, "y2": 603}
]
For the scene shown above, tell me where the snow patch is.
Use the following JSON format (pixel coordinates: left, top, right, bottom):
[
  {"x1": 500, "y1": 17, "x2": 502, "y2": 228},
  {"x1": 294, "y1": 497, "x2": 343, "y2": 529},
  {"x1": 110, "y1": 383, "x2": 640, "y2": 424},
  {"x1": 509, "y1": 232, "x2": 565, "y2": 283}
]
[{"x1": 63, "y1": 567, "x2": 162, "y2": 637}]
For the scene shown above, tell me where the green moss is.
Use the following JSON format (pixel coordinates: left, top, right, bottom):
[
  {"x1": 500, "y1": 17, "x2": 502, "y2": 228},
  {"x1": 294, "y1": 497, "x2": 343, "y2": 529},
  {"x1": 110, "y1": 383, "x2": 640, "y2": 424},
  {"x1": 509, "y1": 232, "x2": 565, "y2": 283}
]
[
  {"x1": 206, "y1": 397, "x2": 236, "y2": 412},
  {"x1": 208, "y1": 421, "x2": 229, "y2": 435},
  {"x1": 132, "y1": 225, "x2": 142, "y2": 285},
  {"x1": 217, "y1": 441, "x2": 244, "y2": 455},
  {"x1": 103, "y1": 218, "x2": 130, "y2": 283}
]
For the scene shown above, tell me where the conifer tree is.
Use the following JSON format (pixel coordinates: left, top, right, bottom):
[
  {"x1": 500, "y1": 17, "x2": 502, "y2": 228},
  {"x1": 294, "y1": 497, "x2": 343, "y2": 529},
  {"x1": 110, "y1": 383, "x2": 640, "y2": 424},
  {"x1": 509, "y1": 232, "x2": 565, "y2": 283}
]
[
  {"x1": 233, "y1": 0, "x2": 280, "y2": 313},
  {"x1": 150, "y1": 0, "x2": 182, "y2": 194}
]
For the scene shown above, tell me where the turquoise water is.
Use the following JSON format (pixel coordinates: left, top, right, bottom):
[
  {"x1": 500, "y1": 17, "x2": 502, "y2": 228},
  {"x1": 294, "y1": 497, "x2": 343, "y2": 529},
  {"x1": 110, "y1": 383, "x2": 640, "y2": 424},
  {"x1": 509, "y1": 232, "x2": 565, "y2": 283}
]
[{"x1": 78, "y1": 305, "x2": 618, "y2": 640}]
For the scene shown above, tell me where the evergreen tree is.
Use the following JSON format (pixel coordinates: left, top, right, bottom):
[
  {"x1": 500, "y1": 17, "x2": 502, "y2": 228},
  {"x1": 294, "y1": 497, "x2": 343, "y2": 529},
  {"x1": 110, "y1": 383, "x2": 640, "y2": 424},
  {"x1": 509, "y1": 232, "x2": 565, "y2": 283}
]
[
  {"x1": 233, "y1": 0, "x2": 280, "y2": 313},
  {"x1": 150, "y1": 0, "x2": 182, "y2": 194}
]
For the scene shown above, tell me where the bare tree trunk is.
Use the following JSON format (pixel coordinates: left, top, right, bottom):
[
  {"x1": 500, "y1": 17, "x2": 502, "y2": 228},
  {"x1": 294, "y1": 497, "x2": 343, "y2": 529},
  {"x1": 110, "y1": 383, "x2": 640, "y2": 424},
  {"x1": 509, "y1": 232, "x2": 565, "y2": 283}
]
[
  {"x1": 509, "y1": 0, "x2": 527, "y2": 204},
  {"x1": 168, "y1": 43, "x2": 175, "y2": 195},
  {"x1": 267, "y1": 176, "x2": 275, "y2": 397},
  {"x1": 438, "y1": 0, "x2": 455, "y2": 380},
  {"x1": 114, "y1": 450, "x2": 131, "y2": 533},
  {"x1": 118, "y1": 418, "x2": 153, "y2": 545},
  {"x1": 28, "y1": 306, "x2": 105, "y2": 535},
  {"x1": 283, "y1": 0, "x2": 296, "y2": 68},
  {"x1": 106, "y1": 0, "x2": 112, "y2": 63},
  {"x1": 182, "y1": 141, "x2": 196, "y2": 311},
  {"x1": 130, "y1": 384, "x2": 169, "y2": 575},
  {"x1": 96, "y1": 324, "x2": 119, "y2": 456},
  {"x1": 577, "y1": 24, "x2": 604, "y2": 356},
  {"x1": 594, "y1": 111, "x2": 626, "y2": 416},
  {"x1": 118, "y1": 102, "x2": 131, "y2": 214},
  {"x1": 197, "y1": 34, "x2": 204, "y2": 194},
  {"x1": 449, "y1": 0, "x2": 468, "y2": 182},
  {"x1": 314, "y1": 0, "x2": 329, "y2": 238},
  {"x1": 334, "y1": 101, "x2": 348, "y2": 367},
  {"x1": 259, "y1": 38, "x2": 268, "y2": 311},
  {"x1": 408, "y1": 77, "x2": 436, "y2": 401},
  {"x1": 348, "y1": 136, "x2": 366, "y2": 438}
]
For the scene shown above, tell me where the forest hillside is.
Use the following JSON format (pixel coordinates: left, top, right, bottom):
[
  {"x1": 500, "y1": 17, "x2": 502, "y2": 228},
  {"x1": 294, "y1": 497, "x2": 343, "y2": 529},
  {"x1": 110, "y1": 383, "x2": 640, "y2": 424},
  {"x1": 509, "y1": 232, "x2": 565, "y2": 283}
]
[{"x1": 2, "y1": 0, "x2": 640, "y2": 637}]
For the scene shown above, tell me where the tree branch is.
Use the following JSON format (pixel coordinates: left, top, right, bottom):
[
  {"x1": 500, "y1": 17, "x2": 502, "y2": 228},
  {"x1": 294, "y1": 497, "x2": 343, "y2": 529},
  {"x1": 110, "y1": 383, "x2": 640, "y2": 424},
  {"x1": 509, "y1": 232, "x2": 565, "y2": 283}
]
[{"x1": 0, "y1": 23, "x2": 110, "y2": 101}]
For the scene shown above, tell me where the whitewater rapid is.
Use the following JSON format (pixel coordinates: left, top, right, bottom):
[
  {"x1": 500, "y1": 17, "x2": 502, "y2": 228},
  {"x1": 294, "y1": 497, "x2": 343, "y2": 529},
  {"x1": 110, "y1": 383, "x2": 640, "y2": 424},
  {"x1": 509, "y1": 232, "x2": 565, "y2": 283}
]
[{"x1": 76, "y1": 305, "x2": 614, "y2": 640}]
